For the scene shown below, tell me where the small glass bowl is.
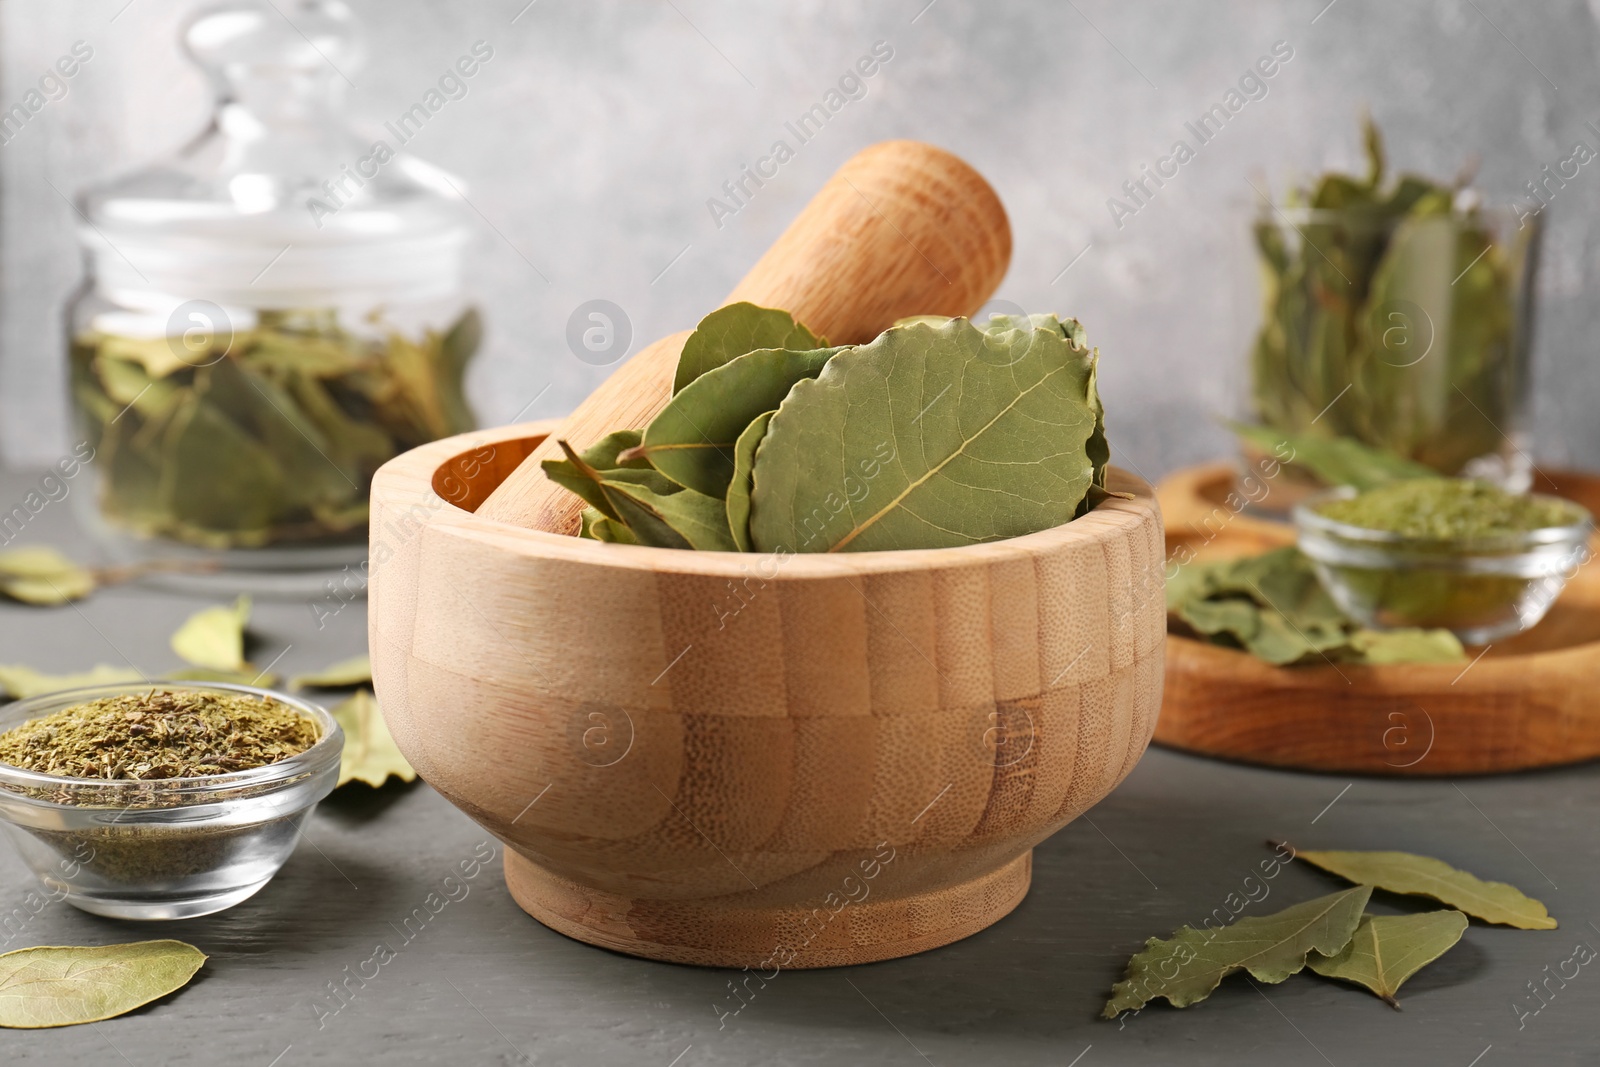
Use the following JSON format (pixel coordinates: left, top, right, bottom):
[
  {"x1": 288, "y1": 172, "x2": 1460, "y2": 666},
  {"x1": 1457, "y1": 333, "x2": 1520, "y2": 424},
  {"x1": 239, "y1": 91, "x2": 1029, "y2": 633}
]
[
  {"x1": 1294, "y1": 489, "x2": 1594, "y2": 644},
  {"x1": 0, "y1": 682, "x2": 341, "y2": 920}
]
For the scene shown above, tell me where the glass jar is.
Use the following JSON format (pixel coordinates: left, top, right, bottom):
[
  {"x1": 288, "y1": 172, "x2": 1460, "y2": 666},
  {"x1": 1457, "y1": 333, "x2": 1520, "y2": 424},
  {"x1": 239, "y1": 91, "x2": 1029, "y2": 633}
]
[
  {"x1": 67, "y1": 1, "x2": 478, "y2": 588},
  {"x1": 1240, "y1": 203, "x2": 1540, "y2": 500}
]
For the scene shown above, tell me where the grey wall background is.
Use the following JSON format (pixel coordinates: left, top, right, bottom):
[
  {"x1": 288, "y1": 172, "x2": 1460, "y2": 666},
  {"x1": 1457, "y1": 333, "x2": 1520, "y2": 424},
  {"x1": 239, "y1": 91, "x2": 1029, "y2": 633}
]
[{"x1": 4, "y1": 0, "x2": 1600, "y2": 480}]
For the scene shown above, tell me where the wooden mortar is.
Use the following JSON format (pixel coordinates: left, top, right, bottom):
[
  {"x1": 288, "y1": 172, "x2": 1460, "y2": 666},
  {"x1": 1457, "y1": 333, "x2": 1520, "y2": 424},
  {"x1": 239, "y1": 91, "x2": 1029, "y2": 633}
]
[
  {"x1": 476, "y1": 139, "x2": 1013, "y2": 536},
  {"x1": 369, "y1": 423, "x2": 1165, "y2": 967}
]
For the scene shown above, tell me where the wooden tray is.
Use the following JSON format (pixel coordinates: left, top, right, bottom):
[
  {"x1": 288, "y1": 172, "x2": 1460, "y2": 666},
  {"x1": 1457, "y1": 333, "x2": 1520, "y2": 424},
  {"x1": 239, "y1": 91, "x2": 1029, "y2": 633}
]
[{"x1": 1155, "y1": 462, "x2": 1600, "y2": 776}]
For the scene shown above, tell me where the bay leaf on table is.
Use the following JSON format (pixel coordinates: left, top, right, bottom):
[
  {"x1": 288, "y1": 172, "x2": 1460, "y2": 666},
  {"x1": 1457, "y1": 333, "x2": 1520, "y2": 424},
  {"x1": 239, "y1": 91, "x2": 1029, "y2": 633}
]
[
  {"x1": 1307, "y1": 911, "x2": 1468, "y2": 1008},
  {"x1": 170, "y1": 596, "x2": 251, "y2": 673},
  {"x1": 0, "y1": 548, "x2": 96, "y2": 605},
  {"x1": 749, "y1": 318, "x2": 1100, "y2": 554},
  {"x1": 166, "y1": 666, "x2": 280, "y2": 688},
  {"x1": 1102, "y1": 885, "x2": 1372, "y2": 1017},
  {"x1": 673, "y1": 302, "x2": 823, "y2": 394},
  {"x1": 1292, "y1": 847, "x2": 1557, "y2": 929},
  {"x1": 330, "y1": 689, "x2": 416, "y2": 788},
  {"x1": 1347, "y1": 628, "x2": 1465, "y2": 665},
  {"x1": 726, "y1": 410, "x2": 775, "y2": 552},
  {"x1": 636, "y1": 346, "x2": 842, "y2": 498},
  {"x1": 0, "y1": 940, "x2": 206, "y2": 1029},
  {"x1": 290, "y1": 654, "x2": 372, "y2": 690},
  {"x1": 0, "y1": 664, "x2": 145, "y2": 701},
  {"x1": 602, "y1": 479, "x2": 736, "y2": 552}
]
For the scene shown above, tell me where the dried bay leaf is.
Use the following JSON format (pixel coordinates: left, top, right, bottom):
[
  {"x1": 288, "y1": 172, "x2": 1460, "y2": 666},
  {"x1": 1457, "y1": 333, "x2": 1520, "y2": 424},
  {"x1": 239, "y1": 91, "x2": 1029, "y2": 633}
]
[
  {"x1": 579, "y1": 506, "x2": 638, "y2": 544},
  {"x1": 750, "y1": 318, "x2": 1100, "y2": 553},
  {"x1": 330, "y1": 689, "x2": 415, "y2": 788},
  {"x1": 726, "y1": 410, "x2": 775, "y2": 552},
  {"x1": 602, "y1": 479, "x2": 736, "y2": 552},
  {"x1": 673, "y1": 302, "x2": 823, "y2": 394},
  {"x1": 290, "y1": 654, "x2": 372, "y2": 690},
  {"x1": 170, "y1": 596, "x2": 251, "y2": 672},
  {"x1": 1308, "y1": 911, "x2": 1468, "y2": 1007},
  {"x1": 1347, "y1": 628, "x2": 1466, "y2": 664},
  {"x1": 0, "y1": 548, "x2": 96, "y2": 605},
  {"x1": 636, "y1": 346, "x2": 842, "y2": 498},
  {"x1": 0, "y1": 665, "x2": 145, "y2": 701},
  {"x1": 1293, "y1": 848, "x2": 1557, "y2": 929},
  {"x1": 166, "y1": 667, "x2": 280, "y2": 688},
  {"x1": 1230, "y1": 423, "x2": 1434, "y2": 491},
  {"x1": 1102, "y1": 886, "x2": 1372, "y2": 1017},
  {"x1": 0, "y1": 940, "x2": 206, "y2": 1028},
  {"x1": 545, "y1": 437, "x2": 679, "y2": 524}
]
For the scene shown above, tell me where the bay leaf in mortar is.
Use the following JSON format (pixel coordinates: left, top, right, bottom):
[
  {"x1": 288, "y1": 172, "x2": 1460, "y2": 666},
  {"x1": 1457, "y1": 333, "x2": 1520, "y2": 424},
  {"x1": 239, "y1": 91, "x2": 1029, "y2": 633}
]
[
  {"x1": 170, "y1": 596, "x2": 251, "y2": 672},
  {"x1": 1294, "y1": 847, "x2": 1557, "y2": 929},
  {"x1": 672, "y1": 303, "x2": 823, "y2": 394},
  {"x1": 579, "y1": 507, "x2": 638, "y2": 544},
  {"x1": 726, "y1": 411, "x2": 775, "y2": 552},
  {"x1": 636, "y1": 346, "x2": 843, "y2": 498},
  {"x1": 0, "y1": 940, "x2": 206, "y2": 1029},
  {"x1": 750, "y1": 318, "x2": 1099, "y2": 553},
  {"x1": 542, "y1": 433, "x2": 673, "y2": 522},
  {"x1": 330, "y1": 689, "x2": 416, "y2": 788},
  {"x1": 1308, "y1": 911, "x2": 1468, "y2": 1008},
  {"x1": 602, "y1": 480, "x2": 736, "y2": 552},
  {"x1": 1102, "y1": 886, "x2": 1372, "y2": 1017}
]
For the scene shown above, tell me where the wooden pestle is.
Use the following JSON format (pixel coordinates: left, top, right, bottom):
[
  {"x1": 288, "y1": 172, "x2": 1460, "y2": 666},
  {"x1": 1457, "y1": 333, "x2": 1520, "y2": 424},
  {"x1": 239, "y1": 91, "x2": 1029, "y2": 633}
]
[{"x1": 476, "y1": 140, "x2": 1013, "y2": 535}]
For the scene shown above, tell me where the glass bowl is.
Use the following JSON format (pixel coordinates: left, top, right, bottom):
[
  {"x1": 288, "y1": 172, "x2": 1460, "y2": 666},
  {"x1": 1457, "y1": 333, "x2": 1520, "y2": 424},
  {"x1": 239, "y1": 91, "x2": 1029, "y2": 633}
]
[
  {"x1": 0, "y1": 683, "x2": 341, "y2": 920},
  {"x1": 1294, "y1": 489, "x2": 1594, "y2": 644}
]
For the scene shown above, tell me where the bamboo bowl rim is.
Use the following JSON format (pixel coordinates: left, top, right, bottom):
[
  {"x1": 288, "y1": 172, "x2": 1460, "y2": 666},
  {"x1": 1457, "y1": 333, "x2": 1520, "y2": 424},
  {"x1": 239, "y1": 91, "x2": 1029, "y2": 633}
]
[{"x1": 379, "y1": 420, "x2": 1160, "y2": 579}]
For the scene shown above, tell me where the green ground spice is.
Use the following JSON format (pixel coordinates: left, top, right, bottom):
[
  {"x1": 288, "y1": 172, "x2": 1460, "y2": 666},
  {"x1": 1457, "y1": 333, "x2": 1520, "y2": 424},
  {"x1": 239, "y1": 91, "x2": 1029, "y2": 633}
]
[
  {"x1": 1316, "y1": 478, "x2": 1586, "y2": 539},
  {"x1": 0, "y1": 688, "x2": 318, "y2": 780}
]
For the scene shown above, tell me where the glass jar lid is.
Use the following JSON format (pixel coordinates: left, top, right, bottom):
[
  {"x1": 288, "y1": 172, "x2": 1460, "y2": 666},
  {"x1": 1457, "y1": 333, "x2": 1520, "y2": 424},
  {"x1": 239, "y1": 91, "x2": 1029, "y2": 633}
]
[{"x1": 77, "y1": 0, "x2": 472, "y2": 313}]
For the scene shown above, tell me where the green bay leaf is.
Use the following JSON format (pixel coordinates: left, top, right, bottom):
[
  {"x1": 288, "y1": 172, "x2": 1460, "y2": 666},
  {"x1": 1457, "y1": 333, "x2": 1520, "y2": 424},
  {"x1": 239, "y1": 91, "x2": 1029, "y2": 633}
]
[
  {"x1": 602, "y1": 480, "x2": 736, "y2": 551},
  {"x1": 579, "y1": 506, "x2": 638, "y2": 544},
  {"x1": 170, "y1": 596, "x2": 251, "y2": 672},
  {"x1": 330, "y1": 689, "x2": 416, "y2": 788},
  {"x1": 290, "y1": 654, "x2": 372, "y2": 690},
  {"x1": 166, "y1": 666, "x2": 280, "y2": 688},
  {"x1": 749, "y1": 319, "x2": 1100, "y2": 554},
  {"x1": 1230, "y1": 423, "x2": 1434, "y2": 491},
  {"x1": 673, "y1": 302, "x2": 823, "y2": 394},
  {"x1": 1102, "y1": 885, "x2": 1372, "y2": 1017},
  {"x1": 0, "y1": 664, "x2": 145, "y2": 701},
  {"x1": 640, "y1": 346, "x2": 841, "y2": 498},
  {"x1": 1294, "y1": 848, "x2": 1557, "y2": 929},
  {"x1": 0, "y1": 548, "x2": 96, "y2": 605},
  {"x1": 726, "y1": 410, "x2": 775, "y2": 552},
  {"x1": 0, "y1": 940, "x2": 206, "y2": 1029},
  {"x1": 541, "y1": 432, "x2": 669, "y2": 522},
  {"x1": 1308, "y1": 911, "x2": 1468, "y2": 1007},
  {"x1": 1347, "y1": 628, "x2": 1465, "y2": 664}
]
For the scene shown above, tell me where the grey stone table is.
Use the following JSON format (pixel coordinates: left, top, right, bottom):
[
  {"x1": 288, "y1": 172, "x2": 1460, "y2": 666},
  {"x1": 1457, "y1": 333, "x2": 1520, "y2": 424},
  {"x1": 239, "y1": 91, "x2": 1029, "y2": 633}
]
[{"x1": 2, "y1": 467, "x2": 1597, "y2": 1067}]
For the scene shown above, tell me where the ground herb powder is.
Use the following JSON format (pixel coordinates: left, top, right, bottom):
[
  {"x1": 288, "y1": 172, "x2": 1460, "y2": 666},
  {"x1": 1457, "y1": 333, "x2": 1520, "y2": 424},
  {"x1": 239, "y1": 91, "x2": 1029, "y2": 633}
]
[
  {"x1": 1316, "y1": 479, "x2": 1585, "y2": 539},
  {"x1": 0, "y1": 689, "x2": 318, "y2": 780}
]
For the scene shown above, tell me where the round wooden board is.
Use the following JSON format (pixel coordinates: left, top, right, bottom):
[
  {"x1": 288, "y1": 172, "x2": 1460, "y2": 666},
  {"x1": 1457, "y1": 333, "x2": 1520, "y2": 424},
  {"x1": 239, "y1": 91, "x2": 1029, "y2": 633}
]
[{"x1": 1155, "y1": 462, "x2": 1600, "y2": 776}]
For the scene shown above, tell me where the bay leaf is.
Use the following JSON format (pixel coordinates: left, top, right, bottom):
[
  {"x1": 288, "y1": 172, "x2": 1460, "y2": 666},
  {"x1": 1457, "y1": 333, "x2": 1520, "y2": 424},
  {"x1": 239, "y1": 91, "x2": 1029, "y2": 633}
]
[
  {"x1": 0, "y1": 664, "x2": 145, "y2": 701},
  {"x1": 1347, "y1": 628, "x2": 1465, "y2": 664},
  {"x1": 1102, "y1": 886, "x2": 1372, "y2": 1017},
  {"x1": 290, "y1": 654, "x2": 372, "y2": 690},
  {"x1": 673, "y1": 303, "x2": 823, "y2": 394},
  {"x1": 638, "y1": 346, "x2": 841, "y2": 498},
  {"x1": 602, "y1": 479, "x2": 736, "y2": 551},
  {"x1": 0, "y1": 548, "x2": 96, "y2": 605},
  {"x1": 544, "y1": 437, "x2": 679, "y2": 524},
  {"x1": 1230, "y1": 423, "x2": 1434, "y2": 491},
  {"x1": 170, "y1": 596, "x2": 251, "y2": 672},
  {"x1": 329, "y1": 689, "x2": 416, "y2": 788},
  {"x1": 159, "y1": 395, "x2": 286, "y2": 536},
  {"x1": 726, "y1": 410, "x2": 775, "y2": 552},
  {"x1": 0, "y1": 940, "x2": 206, "y2": 1029},
  {"x1": 166, "y1": 666, "x2": 280, "y2": 688},
  {"x1": 1293, "y1": 848, "x2": 1557, "y2": 929},
  {"x1": 1308, "y1": 910, "x2": 1468, "y2": 1008},
  {"x1": 749, "y1": 318, "x2": 1100, "y2": 554},
  {"x1": 579, "y1": 506, "x2": 638, "y2": 544}
]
